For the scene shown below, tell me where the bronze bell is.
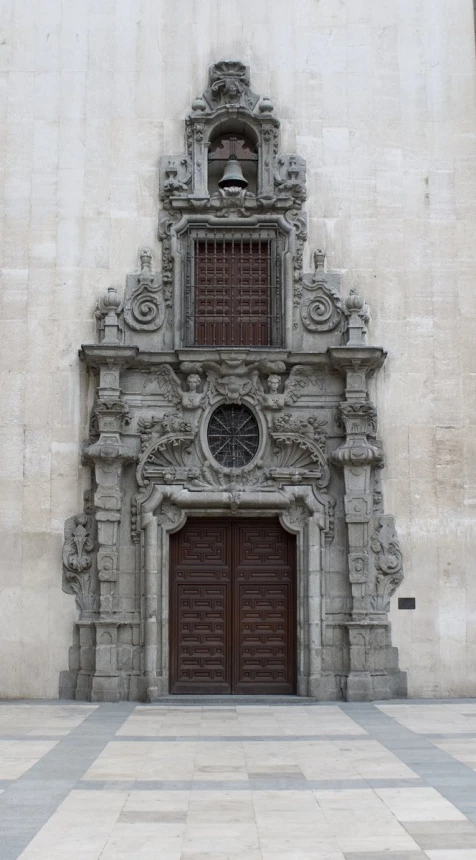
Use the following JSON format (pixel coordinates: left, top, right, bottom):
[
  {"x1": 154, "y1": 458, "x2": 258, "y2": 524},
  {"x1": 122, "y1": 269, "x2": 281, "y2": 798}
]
[{"x1": 218, "y1": 154, "x2": 248, "y2": 189}]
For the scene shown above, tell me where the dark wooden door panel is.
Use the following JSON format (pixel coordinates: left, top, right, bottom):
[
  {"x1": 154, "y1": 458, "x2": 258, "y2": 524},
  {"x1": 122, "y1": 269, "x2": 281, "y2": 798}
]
[
  {"x1": 173, "y1": 584, "x2": 230, "y2": 693},
  {"x1": 233, "y1": 522, "x2": 295, "y2": 694},
  {"x1": 233, "y1": 583, "x2": 293, "y2": 694},
  {"x1": 169, "y1": 518, "x2": 296, "y2": 695},
  {"x1": 170, "y1": 522, "x2": 231, "y2": 693}
]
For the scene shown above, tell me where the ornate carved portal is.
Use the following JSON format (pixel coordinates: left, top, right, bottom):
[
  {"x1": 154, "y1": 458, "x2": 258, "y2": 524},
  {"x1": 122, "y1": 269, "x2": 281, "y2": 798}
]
[{"x1": 60, "y1": 62, "x2": 407, "y2": 703}]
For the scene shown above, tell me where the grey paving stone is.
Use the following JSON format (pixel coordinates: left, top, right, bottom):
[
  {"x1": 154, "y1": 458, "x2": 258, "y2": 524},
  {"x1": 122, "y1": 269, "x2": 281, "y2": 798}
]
[
  {"x1": 119, "y1": 810, "x2": 187, "y2": 823},
  {"x1": 344, "y1": 853, "x2": 427, "y2": 860},
  {"x1": 0, "y1": 735, "x2": 65, "y2": 741},
  {"x1": 3, "y1": 700, "x2": 476, "y2": 860},
  {"x1": 112, "y1": 733, "x2": 367, "y2": 742},
  {"x1": 247, "y1": 768, "x2": 305, "y2": 779},
  {"x1": 0, "y1": 703, "x2": 135, "y2": 860},
  {"x1": 403, "y1": 820, "x2": 476, "y2": 835},
  {"x1": 366, "y1": 778, "x2": 424, "y2": 787},
  {"x1": 403, "y1": 819, "x2": 476, "y2": 850},
  {"x1": 340, "y1": 703, "x2": 476, "y2": 821}
]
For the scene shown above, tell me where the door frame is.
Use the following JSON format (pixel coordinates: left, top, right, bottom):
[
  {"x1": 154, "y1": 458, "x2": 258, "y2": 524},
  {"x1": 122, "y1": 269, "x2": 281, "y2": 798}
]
[
  {"x1": 138, "y1": 484, "x2": 329, "y2": 701},
  {"x1": 169, "y1": 516, "x2": 297, "y2": 695}
]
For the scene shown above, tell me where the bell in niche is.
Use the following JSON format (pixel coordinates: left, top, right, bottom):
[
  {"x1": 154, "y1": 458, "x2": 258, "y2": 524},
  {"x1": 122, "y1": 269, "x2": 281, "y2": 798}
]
[{"x1": 218, "y1": 154, "x2": 248, "y2": 189}]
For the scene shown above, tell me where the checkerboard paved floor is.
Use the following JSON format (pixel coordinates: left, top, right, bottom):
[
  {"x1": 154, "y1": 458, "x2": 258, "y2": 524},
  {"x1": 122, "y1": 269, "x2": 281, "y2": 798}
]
[{"x1": 1, "y1": 700, "x2": 476, "y2": 858}]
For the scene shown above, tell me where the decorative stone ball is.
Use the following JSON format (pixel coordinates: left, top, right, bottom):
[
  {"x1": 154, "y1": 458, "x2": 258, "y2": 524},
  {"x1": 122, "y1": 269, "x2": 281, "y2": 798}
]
[
  {"x1": 259, "y1": 97, "x2": 274, "y2": 113},
  {"x1": 345, "y1": 288, "x2": 364, "y2": 313},
  {"x1": 104, "y1": 286, "x2": 122, "y2": 312}
]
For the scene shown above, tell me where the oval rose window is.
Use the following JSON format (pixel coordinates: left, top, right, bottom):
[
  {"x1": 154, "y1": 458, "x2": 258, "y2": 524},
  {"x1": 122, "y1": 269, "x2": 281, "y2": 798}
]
[{"x1": 207, "y1": 405, "x2": 259, "y2": 468}]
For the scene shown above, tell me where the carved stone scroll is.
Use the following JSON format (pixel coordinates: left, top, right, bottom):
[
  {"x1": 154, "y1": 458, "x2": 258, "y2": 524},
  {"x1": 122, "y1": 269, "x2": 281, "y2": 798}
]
[{"x1": 124, "y1": 248, "x2": 166, "y2": 332}]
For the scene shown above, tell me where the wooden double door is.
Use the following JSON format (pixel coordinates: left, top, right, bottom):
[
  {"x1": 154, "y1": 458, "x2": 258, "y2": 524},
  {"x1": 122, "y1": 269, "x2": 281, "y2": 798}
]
[{"x1": 169, "y1": 518, "x2": 296, "y2": 694}]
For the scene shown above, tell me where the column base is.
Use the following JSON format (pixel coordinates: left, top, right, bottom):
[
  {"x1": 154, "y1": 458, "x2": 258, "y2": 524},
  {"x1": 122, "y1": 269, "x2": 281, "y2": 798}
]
[
  {"x1": 91, "y1": 674, "x2": 121, "y2": 702},
  {"x1": 346, "y1": 671, "x2": 373, "y2": 701}
]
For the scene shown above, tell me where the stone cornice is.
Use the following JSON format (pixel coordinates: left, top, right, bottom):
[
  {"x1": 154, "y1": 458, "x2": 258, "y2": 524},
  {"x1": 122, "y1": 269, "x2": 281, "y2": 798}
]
[
  {"x1": 327, "y1": 346, "x2": 387, "y2": 372},
  {"x1": 80, "y1": 345, "x2": 139, "y2": 368}
]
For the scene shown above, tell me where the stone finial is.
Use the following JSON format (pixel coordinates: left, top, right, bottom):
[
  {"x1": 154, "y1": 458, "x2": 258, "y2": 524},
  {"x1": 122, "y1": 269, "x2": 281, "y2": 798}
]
[
  {"x1": 313, "y1": 249, "x2": 326, "y2": 272},
  {"x1": 140, "y1": 248, "x2": 152, "y2": 272},
  {"x1": 95, "y1": 286, "x2": 123, "y2": 345},
  {"x1": 103, "y1": 286, "x2": 122, "y2": 312},
  {"x1": 191, "y1": 96, "x2": 206, "y2": 112},
  {"x1": 259, "y1": 97, "x2": 274, "y2": 113},
  {"x1": 345, "y1": 287, "x2": 370, "y2": 346}
]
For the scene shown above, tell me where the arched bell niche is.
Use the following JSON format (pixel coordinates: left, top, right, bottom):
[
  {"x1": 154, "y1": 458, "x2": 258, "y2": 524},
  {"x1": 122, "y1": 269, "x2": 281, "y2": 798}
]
[{"x1": 208, "y1": 126, "x2": 258, "y2": 196}]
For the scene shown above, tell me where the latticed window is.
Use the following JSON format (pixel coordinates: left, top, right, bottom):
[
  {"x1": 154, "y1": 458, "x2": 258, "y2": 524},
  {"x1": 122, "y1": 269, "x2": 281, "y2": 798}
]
[{"x1": 185, "y1": 229, "x2": 282, "y2": 347}]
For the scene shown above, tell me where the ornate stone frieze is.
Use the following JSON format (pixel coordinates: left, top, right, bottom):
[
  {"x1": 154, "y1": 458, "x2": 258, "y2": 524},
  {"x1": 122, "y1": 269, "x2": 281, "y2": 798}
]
[
  {"x1": 137, "y1": 413, "x2": 193, "y2": 451},
  {"x1": 281, "y1": 498, "x2": 312, "y2": 530},
  {"x1": 332, "y1": 401, "x2": 383, "y2": 468},
  {"x1": 269, "y1": 411, "x2": 329, "y2": 484},
  {"x1": 274, "y1": 155, "x2": 307, "y2": 205},
  {"x1": 64, "y1": 62, "x2": 407, "y2": 704},
  {"x1": 370, "y1": 516, "x2": 404, "y2": 612},
  {"x1": 144, "y1": 366, "x2": 209, "y2": 412},
  {"x1": 144, "y1": 360, "x2": 321, "y2": 410},
  {"x1": 62, "y1": 507, "x2": 98, "y2": 618},
  {"x1": 316, "y1": 491, "x2": 337, "y2": 546},
  {"x1": 159, "y1": 60, "x2": 304, "y2": 215},
  {"x1": 137, "y1": 421, "x2": 194, "y2": 486},
  {"x1": 123, "y1": 248, "x2": 168, "y2": 332},
  {"x1": 156, "y1": 61, "x2": 309, "y2": 352},
  {"x1": 299, "y1": 250, "x2": 345, "y2": 333},
  {"x1": 156, "y1": 500, "x2": 183, "y2": 529}
]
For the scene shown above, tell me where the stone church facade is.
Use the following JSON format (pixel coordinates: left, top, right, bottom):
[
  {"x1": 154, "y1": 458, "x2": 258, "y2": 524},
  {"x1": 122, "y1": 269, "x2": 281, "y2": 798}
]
[
  {"x1": 60, "y1": 62, "x2": 406, "y2": 702},
  {"x1": 1, "y1": 1, "x2": 475, "y2": 701}
]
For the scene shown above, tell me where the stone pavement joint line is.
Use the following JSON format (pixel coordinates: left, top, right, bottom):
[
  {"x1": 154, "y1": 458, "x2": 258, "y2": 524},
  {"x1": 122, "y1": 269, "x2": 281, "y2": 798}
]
[
  {"x1": 0, "y1": 703, "x2": 135, "y2": 860},
  {"x1": 345, "y1": 703, "x2": 476, "y2": 824},
  {"x1": 0, "y1": 701, "x2": 476, "y2": 858}
]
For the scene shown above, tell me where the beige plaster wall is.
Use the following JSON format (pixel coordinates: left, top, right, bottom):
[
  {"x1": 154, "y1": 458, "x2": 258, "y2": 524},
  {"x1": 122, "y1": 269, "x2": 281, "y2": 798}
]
[{"x1": 0, "y1": 0, "x2": 475, "y2": 698}]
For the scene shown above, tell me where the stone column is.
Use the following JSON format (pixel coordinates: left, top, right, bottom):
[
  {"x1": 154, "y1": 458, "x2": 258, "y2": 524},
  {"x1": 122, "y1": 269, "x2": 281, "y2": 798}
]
[
  {"x1": 329, "y1": 297, "x2": 389, "y2": 700},
  {"x1": 81, "y1": 343, "x2": 138, "y2": 702}
]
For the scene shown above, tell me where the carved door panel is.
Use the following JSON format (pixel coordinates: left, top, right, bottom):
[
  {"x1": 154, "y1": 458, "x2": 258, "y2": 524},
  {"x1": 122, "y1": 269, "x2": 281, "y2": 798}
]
[
  {"x1": 233, "y1": 521, "x2": 295, "y2": 695},
  {"x1": 169, "y1": 518, "x2": 296, "y2": 695},
  {"x1": 169, "y1": 522, "x2": 232, "y2": 694}
]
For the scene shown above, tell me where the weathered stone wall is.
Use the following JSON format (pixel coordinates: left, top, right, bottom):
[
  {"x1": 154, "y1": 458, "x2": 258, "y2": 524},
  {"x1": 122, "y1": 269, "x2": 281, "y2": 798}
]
[{"x1": 0, "y1": 0, "x2": 475, "y2": 697}]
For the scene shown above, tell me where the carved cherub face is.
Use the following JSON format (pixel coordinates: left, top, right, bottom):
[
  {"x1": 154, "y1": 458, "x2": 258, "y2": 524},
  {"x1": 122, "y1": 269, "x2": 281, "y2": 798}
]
[
  {"x1": 268, "y1": 374, "x2": 281, "y2": 392},
  {"x1": 187, "y1": 374, "x2": 201, "y2": 391},
  {"x1": 224, "y1": 79, "x2": 241, "y2": 101}
]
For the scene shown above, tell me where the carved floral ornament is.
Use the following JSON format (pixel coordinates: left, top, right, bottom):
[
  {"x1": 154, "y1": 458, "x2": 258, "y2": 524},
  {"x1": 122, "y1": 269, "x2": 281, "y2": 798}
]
[
  {"x1": 136, "y1": 360, "x2": 330, "y2": 490},
  {"x1": 370, "y1": 516, "x2": 404, "y2": 612},
  {"x1": 62, "y1": 511, "x2": 98, "y2": 617}
]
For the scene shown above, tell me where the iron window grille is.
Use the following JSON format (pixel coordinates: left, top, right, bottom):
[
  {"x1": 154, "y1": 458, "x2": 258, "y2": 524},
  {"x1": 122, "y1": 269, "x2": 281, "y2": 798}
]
[
  {"x1": 207, "y1": 404, "x2": 260, "y2": 468},
  {"x1": 184, "y1": 228, "x2": 283, "y2": 347}
]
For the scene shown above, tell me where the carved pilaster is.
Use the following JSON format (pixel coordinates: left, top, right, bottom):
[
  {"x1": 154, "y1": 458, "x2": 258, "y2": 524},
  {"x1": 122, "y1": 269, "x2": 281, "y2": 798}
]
[
  {"x1": 78, "y1": 345, "x2": 138, "y2": 701},
  {"x1": 329, "y1": 338, "x2": 406, "y2": 700},
  {"x1": 332, "y1": 398, "x2": 381, "y2": 620}
]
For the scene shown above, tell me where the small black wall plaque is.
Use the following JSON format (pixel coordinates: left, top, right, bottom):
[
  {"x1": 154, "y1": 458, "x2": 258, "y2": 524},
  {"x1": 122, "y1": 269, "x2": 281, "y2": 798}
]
[{"x1": 398, "y1": 597, "x2": 416, "y2": 610}]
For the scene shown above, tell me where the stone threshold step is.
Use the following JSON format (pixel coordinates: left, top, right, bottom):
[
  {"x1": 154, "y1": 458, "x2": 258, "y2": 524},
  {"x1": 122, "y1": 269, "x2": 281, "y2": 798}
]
[{"x1": 148, "y1": 695, "x2": 317, "y2": 706}]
